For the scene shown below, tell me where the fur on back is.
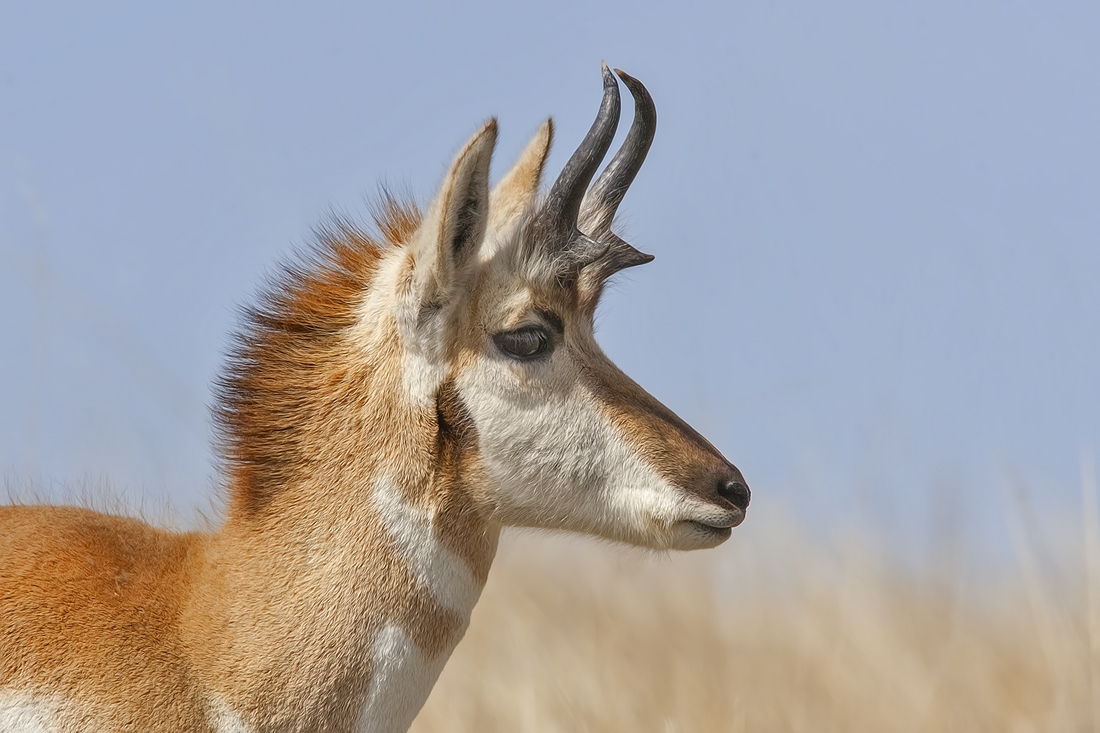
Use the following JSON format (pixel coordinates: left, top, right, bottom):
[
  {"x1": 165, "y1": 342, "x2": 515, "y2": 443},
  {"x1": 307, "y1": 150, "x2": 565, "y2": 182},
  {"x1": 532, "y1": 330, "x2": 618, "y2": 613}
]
[{"x1": 0, "y1": 505, "x2": 210, "y2": 731}]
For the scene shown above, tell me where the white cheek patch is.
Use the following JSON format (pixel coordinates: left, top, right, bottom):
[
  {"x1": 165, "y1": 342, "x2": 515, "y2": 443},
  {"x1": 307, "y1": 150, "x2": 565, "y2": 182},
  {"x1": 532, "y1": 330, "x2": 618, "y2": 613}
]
[
  {"x1": 457, "y1": 359, "x2": 686, "y2": 543},
  {"x1": 0, "y1": 689, "x2": 63, "y2": 733},
  {"x1": 355, "y1": 623, "x2": 449, "y2": 733},
  {"x1": 597, "y1": 418, "x2": 687, "y2": 531},
  {"x1": 372, "y1": 478, "x2": 483, "y2": 616}
]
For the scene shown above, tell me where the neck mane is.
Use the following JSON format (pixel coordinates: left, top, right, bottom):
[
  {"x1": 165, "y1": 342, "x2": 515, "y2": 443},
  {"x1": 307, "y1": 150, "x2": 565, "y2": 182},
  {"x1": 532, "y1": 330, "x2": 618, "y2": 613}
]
[
  {"x1": 216, "y1": 198, "x2": 420, "y2": 518},
  {"x1": 187, "y1": 198, "x2": 499, "y2": 731}
]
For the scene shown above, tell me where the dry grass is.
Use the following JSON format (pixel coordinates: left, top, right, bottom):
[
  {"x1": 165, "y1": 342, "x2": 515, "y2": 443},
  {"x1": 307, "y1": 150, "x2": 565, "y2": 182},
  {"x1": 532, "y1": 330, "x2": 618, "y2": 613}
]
[{"x1": 413, "y1": 499, "x2": 1097, "y2": 732}]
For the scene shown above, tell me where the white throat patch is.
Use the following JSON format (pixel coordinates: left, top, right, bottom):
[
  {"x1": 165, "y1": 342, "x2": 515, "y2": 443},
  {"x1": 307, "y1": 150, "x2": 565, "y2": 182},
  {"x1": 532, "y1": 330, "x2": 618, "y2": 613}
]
[
  {"x1": 372, "y1": 477, "x2": 482, "y2": 616},
  {"x1": 355, "y1": 623, "x2": 441, "y2": 733},
  {"x1": 354, "y1": 478, "x2": 484, "y2": 732}
]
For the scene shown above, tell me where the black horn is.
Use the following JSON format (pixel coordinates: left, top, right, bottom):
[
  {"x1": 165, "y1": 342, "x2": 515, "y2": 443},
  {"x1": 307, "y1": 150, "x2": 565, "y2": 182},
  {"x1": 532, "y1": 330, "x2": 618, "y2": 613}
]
[
  {"x1": 581, "y1": 69, "x2": 657, "y2": 236},
  {"x1": 539, "y1": 62, "x2": 621, "y2": 237}
]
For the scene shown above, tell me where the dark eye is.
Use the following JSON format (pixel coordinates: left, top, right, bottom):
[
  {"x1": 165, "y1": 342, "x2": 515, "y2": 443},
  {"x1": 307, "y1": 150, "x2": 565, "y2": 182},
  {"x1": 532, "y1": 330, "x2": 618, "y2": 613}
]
[{"x1": 493, "y1": 327, "x2": 552, "y2": 361}]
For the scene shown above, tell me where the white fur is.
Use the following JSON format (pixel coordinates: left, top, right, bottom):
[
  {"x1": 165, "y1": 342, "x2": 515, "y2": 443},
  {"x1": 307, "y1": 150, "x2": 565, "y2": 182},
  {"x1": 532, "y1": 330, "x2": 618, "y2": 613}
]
[
  {"x1": 0, "y1": 689, "x2": 63, "y2": 733},
  {"x1": 207, "y1": 697, "x2": 253, "y2": 733},
  {"x1": 347, "y1": 479, "x2": 483, "y2": 732},
  {"x1": 349, "y1": 250, "x2": 448, "y2": 410},
  {"x1": 397, "y1": 301, "x2": 450, "y2": 410},
  {"x1": 456, "y1": 334, "x2": 688, "y2": 546},
  {"x1": 372, "y1": 477, "x2": 483, "y2": 615},
  {"x1": 355, "y1": 624, "x2": 450, "y2": 733}
]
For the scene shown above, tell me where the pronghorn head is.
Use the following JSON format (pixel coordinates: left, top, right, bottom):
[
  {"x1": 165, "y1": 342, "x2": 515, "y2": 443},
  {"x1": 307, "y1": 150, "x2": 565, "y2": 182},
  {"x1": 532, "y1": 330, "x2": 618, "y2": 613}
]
[{"x1": 380, "y1": 64, "x2": 749, "y2": 551}]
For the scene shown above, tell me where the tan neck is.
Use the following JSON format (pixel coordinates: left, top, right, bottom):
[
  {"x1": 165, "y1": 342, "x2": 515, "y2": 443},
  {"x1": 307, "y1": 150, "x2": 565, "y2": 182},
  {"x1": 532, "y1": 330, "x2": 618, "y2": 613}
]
[{"x1": 183, "y1": 378, "x2": 498, "y2": 730}]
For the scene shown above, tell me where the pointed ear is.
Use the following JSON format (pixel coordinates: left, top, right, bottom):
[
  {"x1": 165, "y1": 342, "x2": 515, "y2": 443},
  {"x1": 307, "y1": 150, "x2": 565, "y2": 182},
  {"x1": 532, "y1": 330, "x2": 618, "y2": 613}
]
[
  {"x1": 407, "y1": 120, "x2": 497, "y2": 306},
  {"x1": 486, "y1": 120, "x2": 553, "y2": 246}
]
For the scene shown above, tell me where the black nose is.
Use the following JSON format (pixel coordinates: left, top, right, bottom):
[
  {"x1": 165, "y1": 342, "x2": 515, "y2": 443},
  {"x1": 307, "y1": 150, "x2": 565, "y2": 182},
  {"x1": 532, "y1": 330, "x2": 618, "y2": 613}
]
[{"x1": 718, "y1": 480, "x2": 751, "y2": 511}]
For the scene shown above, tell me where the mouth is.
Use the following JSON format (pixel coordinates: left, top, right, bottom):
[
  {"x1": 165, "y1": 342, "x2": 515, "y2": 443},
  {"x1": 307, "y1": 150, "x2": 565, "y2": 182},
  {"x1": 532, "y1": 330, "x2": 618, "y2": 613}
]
[
  {"x1": 674, "y1": 506, "x2": 744, "y2": 548},
  {"x1": 665, "y1": 501, "x2": 746, "y2": 550},
  {"x1": 685, "y1": 520, "x2": 734, "y2": 542}
]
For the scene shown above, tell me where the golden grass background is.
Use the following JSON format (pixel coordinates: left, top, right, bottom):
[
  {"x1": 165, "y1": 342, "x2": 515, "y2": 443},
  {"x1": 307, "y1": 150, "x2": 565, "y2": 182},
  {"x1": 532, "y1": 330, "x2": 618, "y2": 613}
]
[{"x1": 412, "y1": 495, "x2": 1099, "y2": 732}]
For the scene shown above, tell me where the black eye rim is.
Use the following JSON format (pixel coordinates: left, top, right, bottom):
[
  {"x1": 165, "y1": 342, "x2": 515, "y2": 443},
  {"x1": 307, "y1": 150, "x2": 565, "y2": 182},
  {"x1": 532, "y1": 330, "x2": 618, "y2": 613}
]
[{"x1": 492, "y1": 326, "x2": 554, "y2": 361}]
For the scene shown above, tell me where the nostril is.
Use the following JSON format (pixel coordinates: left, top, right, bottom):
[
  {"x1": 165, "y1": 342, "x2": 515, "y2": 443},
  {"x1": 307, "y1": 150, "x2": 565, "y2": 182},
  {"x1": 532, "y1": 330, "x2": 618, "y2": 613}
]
[{"x1": 718, "y1": 480, "x2": 751, "y2": 510}]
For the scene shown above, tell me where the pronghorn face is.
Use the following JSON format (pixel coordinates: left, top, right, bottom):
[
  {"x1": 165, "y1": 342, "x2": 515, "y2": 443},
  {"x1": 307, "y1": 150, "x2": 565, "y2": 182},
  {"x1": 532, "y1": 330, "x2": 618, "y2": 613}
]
[
  {"x1": 392, "y1": 67, "x2": 748, "y2": 551},
  {"x1": 453, "y1": 272, "x2": 749, "y2": 551}
]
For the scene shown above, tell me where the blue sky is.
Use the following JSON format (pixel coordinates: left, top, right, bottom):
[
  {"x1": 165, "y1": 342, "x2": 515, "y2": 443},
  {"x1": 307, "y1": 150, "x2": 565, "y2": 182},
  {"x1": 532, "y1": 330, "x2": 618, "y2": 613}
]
[{"x1": 2, "y1": 2, "x2": 1098, "y2": 557}]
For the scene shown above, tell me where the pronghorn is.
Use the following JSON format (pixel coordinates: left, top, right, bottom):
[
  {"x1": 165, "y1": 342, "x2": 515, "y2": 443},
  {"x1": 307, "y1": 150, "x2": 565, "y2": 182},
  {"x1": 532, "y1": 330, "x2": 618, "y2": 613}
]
[{"x1": 0, "y1": 65, "x2": 750, "y2": 732}]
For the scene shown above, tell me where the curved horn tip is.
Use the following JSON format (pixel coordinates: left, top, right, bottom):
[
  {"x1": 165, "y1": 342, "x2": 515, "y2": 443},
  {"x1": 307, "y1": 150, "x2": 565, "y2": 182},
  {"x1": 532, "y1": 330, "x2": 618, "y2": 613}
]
[
  {"x1": 540, "y1": 62, "x2": 621, "y2": 228},
  {"x1": 613, "y1": 69, "x2": 653, "y2": 101},
  {"x1": 600, "y1": 61, "x2": 617, "y2": 86}
]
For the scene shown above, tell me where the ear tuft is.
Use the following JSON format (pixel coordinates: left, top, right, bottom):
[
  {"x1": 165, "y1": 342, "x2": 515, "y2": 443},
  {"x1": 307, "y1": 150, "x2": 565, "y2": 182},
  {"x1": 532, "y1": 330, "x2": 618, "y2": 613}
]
[
  {"x1": 444, "y1": 119, "x2": 497, "y2": 259},
  {"x1": 407, "y1": 121, "x2": 497, "y2": 306},
  {"x1": 488, "y1": 119, "x2": 554, "y2": 239}
]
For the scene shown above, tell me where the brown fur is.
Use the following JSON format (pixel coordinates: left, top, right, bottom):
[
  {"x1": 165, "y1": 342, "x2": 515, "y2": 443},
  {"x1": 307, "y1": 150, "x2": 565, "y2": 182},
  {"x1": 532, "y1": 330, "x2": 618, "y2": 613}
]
[
  {"x1": 217, "y1": 199, "x2": 421, "y2": 517},
  {"x1": 0, "y1": 506, "x2": 210, "y2": 731},
  {"x1": 1, "y1": 84, "x2": 747, "y2": 731},
  {"x1": 582, "y1": 349, "x2": 747, "y2": 504},
  {"x1": 0, "y1": 199, "x2": 493, "y2": 731}
]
